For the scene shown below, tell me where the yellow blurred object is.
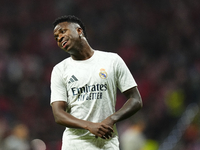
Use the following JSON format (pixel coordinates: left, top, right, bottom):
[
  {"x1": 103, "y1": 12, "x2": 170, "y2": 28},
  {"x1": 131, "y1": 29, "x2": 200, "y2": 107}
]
[
  {"x1": 142, "y1": 139, "x2": 159, "y2": 150},
  {"x1": 165, "y1": 89, "x2": 185, "y2": 117}
]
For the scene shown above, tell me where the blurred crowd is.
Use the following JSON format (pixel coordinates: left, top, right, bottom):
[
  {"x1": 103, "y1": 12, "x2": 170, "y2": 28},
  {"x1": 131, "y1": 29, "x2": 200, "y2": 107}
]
[{"x1": 0, "y1": 0, "x2": 200, "y2": 149}]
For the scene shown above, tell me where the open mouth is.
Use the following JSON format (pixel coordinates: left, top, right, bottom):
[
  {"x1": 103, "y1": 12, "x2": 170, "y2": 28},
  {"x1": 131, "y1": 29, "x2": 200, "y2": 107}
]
[{"x1": 62, "y1": 40, "x2": 68, "y2": 48}]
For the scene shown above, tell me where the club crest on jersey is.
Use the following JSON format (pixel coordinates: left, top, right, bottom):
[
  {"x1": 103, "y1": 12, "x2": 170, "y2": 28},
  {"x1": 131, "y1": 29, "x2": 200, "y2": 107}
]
[{"x1": 99, "y1": 68, "x2": 107, "y2": 79}]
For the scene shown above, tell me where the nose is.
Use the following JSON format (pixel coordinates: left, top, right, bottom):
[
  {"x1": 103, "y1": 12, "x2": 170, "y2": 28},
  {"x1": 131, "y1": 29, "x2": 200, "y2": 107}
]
[{"x1": 58, "y1": 35, "x2": 64, "y2": 42}]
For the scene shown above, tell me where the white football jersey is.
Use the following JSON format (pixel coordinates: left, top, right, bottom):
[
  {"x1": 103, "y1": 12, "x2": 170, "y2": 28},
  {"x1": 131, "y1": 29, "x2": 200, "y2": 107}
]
[{"x1": 50, "y1": 50, "x2": 137, "y2": 150}]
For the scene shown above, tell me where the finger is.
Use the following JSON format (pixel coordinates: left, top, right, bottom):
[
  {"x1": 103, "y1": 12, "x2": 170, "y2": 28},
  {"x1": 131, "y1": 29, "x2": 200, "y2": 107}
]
[
  {"x1": 105, "y1": 132, "x2": 113, "y2": 139},
  {"x1": 106, "y1": 132, "x2": 113, "y2": 138},
  {"x1": 101, "y1": 135, "x2": 106, "y2": 139},
  {"x1": 99, "y1": 127, "x2": 113, "y2": 138},
  {"x1": 99, "y1": 127, "x2": 109, "y2": 133},
  {"x1": 103, "y1": 134, "x2": 110, "y2": 139},
  {"x1": 98, "y1": 130, "x2": 106, "y2": 136},
  {"x1": 96, "y1": 133, "x2": 105, "y2": 139},
  {"x1": 100, "y1": 129, "x2": 113, "y2": 137},
  {"x1": 97, "y1": 131, "x2": 109, "y2": 139},
  {"x1": 102, "y1": 124, "x2": 114, "y2": 132},
  {"x1": 99, "y1": 132, "x2": 112, "y2": 139},
  {"x1": 108, "y1": 126, "x2": 114, "y2": 132}
]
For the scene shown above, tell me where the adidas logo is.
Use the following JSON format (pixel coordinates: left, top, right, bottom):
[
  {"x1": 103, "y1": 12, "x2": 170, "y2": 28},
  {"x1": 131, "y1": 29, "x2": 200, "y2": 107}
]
[{"x1": 68, "y1": 75, "x2": 78, "y2": 84}]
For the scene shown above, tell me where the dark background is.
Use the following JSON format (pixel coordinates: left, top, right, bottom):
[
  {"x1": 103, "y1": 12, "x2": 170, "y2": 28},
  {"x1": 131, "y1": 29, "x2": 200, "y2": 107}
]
[{"x1": 0, "y1": 0, "x2": 200, "y2": 149}]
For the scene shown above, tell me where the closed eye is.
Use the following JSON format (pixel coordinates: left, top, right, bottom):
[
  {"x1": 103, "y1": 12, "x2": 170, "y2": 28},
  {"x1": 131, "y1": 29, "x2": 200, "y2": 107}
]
[
  {"x1": 54, "y1": 29, "x2": 67, "y2": 41},
  {"x1": 61, "y1": 29, "x2": 67, "y2": 33}
]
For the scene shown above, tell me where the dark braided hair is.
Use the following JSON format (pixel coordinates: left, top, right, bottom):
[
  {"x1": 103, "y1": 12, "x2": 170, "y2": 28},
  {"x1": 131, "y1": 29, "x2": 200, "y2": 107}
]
[{"x1": 53, "y1": 15, "x2": 87, "y2": 38}]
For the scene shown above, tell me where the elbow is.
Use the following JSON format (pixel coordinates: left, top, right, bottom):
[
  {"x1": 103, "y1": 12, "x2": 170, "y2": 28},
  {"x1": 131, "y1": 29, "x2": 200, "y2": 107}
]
[
  {"x1": 53, "y1": 113, "x2": 64, "y2": 125},
  {"x1": 129, "y1": 97, "x2": 143, "y2": 114},
  {"x1": 51, "y1": 102, "x2": 68, "y2": 126},
  {"x1": 54, "y1": 116, "x2": 61, "y2": 124},
  {"x1": 136, "y1": 97, "x2": 143, "y2": 111},
  {"x1": 139, "y1": 97, "x2": 143, "y2": 108}
]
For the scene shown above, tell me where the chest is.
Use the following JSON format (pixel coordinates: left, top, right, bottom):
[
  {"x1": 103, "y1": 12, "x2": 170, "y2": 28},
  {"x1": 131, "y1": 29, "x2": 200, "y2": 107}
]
[{"x1": 62, "y1": 62, "x2": 116, "y2": 93}]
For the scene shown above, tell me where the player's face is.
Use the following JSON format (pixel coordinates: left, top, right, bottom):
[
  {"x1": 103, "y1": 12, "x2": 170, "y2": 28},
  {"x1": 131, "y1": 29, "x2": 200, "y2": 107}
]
[{"x1": 53, "y1": 22, "x2": 81, "y2": 52}]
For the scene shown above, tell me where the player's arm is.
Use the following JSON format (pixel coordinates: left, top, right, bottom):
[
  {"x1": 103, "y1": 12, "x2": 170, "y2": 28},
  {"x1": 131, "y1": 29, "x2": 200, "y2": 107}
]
[
  {"x1": 102, "y1": 86, "x2": 142, "y2": 127},
  {"x1": 51, "y1": 101, "x2": 113, "y2": 139}
]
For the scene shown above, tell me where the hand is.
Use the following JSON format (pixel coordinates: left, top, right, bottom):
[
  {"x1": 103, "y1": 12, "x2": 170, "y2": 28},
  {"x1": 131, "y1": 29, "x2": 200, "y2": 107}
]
[
  {"x1": 101, "y1": 117, "x2": 115, "y2": 128},
  {"x1": 101, "y1": 117, "x2": 115, "y2": 139},
  {"x1": 86, "y1": 122, "x2": 113, "y2": 139}
]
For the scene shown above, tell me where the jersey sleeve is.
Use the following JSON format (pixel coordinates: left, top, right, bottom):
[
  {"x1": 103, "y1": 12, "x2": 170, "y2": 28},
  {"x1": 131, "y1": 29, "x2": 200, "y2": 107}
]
[
  {"x1": 115, "y1": 54, "x2": 137, "y2": 93},
  {"x1": 50, "y1": 65, "x2": 67, "y2": 105}
]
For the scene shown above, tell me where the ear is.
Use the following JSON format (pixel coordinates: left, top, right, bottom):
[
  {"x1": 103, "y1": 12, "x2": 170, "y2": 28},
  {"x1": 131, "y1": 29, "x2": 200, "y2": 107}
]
[{"x1": 77, "y1": 27, "x2": 83, "y2": 36}]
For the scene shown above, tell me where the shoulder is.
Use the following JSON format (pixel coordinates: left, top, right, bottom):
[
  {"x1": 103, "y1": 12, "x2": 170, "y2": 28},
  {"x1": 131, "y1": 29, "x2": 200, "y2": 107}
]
[
  {"x1": 52, "y1": 57, "x2": 71, "y2": 72},
  {"x1": 95, "y1": 50, "x2": 120, "y2": 60}
]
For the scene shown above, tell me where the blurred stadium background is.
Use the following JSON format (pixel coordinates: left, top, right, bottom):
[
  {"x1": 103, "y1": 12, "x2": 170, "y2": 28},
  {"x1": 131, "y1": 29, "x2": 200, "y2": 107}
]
[{"x1": 0, "y1": 0, "x2": 200, "y2": 150}]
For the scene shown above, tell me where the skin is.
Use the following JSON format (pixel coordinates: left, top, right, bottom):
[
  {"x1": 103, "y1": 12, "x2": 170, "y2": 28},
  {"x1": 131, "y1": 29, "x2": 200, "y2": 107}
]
[
  {"x1": 53, "y1": 22, "x2": 94, "y2": 60},
  {"x1": 52, "y1": 21, "x2": 143, "y2": 139}
]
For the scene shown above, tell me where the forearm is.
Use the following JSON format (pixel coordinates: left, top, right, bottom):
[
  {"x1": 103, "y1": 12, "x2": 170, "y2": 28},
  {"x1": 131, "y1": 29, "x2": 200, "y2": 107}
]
[
  {"x1": 104, "y1": 87, "x2": 142, "y2": 125},
  {"x1": 52, "y1": 105, "x2": 114, "y2": 139},
  {"x1": 110, "y1": 97, "x2": 142, "y2": 124},
  {"x1": 53, "y1": 109, "x2": 90, "y2": 130}
]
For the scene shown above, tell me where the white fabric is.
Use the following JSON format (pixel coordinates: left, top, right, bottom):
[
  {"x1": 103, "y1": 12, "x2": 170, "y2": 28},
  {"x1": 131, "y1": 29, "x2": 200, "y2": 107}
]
[
  {"x1": 121, "y1": 128, "x2": 146, "y2": 150},
  {"x1": 50, "y1": 50, "x2": 137, "y2": 150}
]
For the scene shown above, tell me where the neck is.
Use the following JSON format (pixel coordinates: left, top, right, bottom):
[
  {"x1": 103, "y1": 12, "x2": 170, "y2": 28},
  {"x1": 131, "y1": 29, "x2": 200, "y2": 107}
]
[
  {"x1": 69, "y1": 39, "x2": 94, "y2": 60},
  {"x1": 71, "y1": 48, "x2": 94, "y2": 60}
]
